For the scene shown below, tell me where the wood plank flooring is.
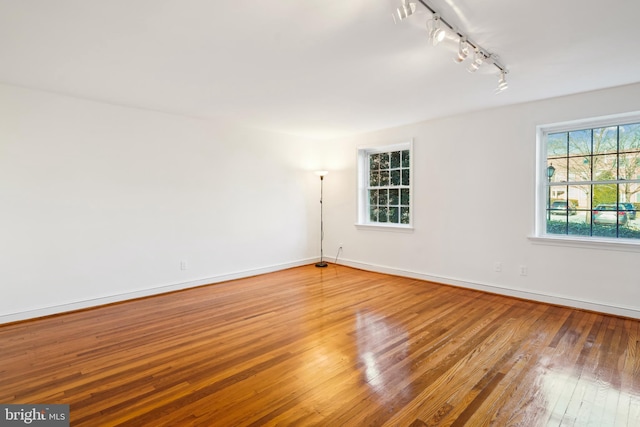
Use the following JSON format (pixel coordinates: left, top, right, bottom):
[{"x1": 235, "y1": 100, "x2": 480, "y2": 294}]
[{"x1": 1, "y1": 264, "x2": 639, "y2": 426}]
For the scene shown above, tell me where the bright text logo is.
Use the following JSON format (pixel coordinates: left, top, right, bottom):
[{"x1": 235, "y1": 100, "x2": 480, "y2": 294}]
[{"x1": 0, "y1": 405, "x2": 69, "y2": 426}]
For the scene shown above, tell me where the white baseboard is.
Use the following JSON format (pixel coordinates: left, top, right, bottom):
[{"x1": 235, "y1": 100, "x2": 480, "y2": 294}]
[
  {"x1": 6, "y1": 257, "x2": 637, "y2": 324},
  {"x1": 0, "y1": 258, "x2": 316, "y2": 325},
  {"x1": 337, "y1": 258, "x2": 640, "y2": 319}
]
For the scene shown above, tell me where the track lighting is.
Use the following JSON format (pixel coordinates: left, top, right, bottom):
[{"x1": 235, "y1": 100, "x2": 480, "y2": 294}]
[
  {"x1": 394, "y1": 0, "x2": 508, "y2": 92},
  {"x1": 453, "y1": 38, "x2": 469, "y2": 63},
  {"x1": 427, "y1": 15, "x2": 446, "y2": 46},
  {"x1": 467, "y1": 49, "x2": 484, "y2": 73},
  {"x1": 496, "y1": 71, "x2": 508, "y2": 93},
  {"x1": 392, "y1": 0, "x2": 416, "y2": 24}
]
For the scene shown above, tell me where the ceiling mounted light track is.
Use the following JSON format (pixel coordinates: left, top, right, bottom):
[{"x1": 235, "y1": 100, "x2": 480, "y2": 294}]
[{"x1": 393, "y1": 0, "x2": 509, "y2": 93}]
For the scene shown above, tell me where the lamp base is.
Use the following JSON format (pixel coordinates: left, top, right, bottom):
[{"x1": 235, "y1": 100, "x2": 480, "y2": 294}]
[{"x1": 315, "y1": 262, "x2": 328, "y2": 268}]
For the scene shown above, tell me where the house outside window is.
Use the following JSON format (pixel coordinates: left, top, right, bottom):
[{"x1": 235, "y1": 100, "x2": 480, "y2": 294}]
[
  {"x1": 538, "y1": 115, "x2": 640, "y2": 242},
  {"x1": 357, "y1": 141, "x2": 413, "y2": 229}
]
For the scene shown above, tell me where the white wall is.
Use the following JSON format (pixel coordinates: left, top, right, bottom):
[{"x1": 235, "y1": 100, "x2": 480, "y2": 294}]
[
  {"x1": 0, "y1": 84, "x2": 322, "y2": 323},
  {"x1": 3, "y1": 82, "x2": 639, "y2": 323},
  {"x1": 321, "y1": 83, "x2": 640, "y2": 319}
]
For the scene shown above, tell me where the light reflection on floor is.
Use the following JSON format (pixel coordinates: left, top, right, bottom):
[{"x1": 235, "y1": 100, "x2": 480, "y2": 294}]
[
  {"x1": 542, "y1": 367, "x2": 640, "y2": 426},
  {"x1": 355, "y1": 310, "x2": 409, "y2": 402}
]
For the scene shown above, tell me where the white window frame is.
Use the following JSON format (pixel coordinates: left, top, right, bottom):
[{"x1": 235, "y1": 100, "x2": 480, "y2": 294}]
[
  {"x1": 356, "y1": 140, "x2": 414, "y2": 231},
  {"x1": 533, "y1": 111, "x2": 640, "y2": 250}
]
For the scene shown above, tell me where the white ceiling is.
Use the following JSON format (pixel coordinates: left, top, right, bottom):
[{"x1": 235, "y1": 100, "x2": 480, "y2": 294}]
[{"x1": 1, "y1": 0, "x2": 639, "y2": 139}]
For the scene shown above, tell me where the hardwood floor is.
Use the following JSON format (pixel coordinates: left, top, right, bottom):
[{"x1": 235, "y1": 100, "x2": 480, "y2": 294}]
[{"x1": 1, "y1": 264, "x2": 639, "y2": 426}]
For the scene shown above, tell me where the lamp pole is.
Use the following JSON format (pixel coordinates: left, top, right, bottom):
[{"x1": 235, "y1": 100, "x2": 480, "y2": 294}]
[
  {"x1": 315, "y1": 171, "x2": 328, "y2": 268},
  {"x1": 547, "y1": 164, "x2": 555, "y2": 222}
]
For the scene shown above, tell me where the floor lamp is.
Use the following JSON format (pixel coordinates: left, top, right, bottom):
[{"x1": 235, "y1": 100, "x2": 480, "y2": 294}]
[{"x1": 315, "y1": 171, "x2": 328, "y2": 268}]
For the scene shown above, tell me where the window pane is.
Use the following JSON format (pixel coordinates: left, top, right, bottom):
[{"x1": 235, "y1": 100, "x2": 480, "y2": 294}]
[
  {"x1": 390, "y1": 170, "x2": 401, "y2": 186},
  {"x1": 380, "y1": 170, "x2": 389, "y2": 186},
  {"x1": 401, "y1": 188, "x2": 409, "y2": 206},
  {"x1": 568, "y1": 185, "x2": 591, "y2": 211},
  {"x1": 390, "y1": 151, "x2": 401, "y2": 168},
  {"x1": 619, "y1": 152, "x2": 640, "y2": 180},
  {"x1": 369, "y1": 190, "x2": 378, "y2": 205},
  {"x1": 569, "y1": 129, "x2": 591, "y2": 156},
  {"x1": 567, "y1": 157, "x2": 590, "y2": 182},
  {"x1": 401, "y1": 207, "x2": 410, "y2": 224},
  {"x1": 549, "y1": 185, "x2": 568, "y2": 215},
  {"x1": 592, "y1": 154, "x2": 617, "y2": 181},
  {"x1": 549, "y1": 158, "x2": 568, "y2": 182},
  {"x1": 402, "y1": 150, "x2": 410, "y2": 167},
  {"x1": 402, "y1": 169, "x2": 410, "y2": 186},
  {"x1": 380, "y1": 153, "x2": 390, "y2": 170},
  {"x1": 379, "y1": 208, "x2": 388, "y2": 222},
  {"x1": 370, "y1": 153, "x2": 380, "y2": 171},
  {"x1": 619, "y1": 123, "x2": 640, "y2": 152},
  {"x1": 551, "y1": 185, "x2": 568, "y2": 203},
  {"x1": 547, "y1": 132, "x2": 567, "y2": 158},
  {"x1": 378, "y1": 189, "x2": 388, "y2": 206},
  {"x1": 370, "y1": 207, "x2": 378, "y2": 222},
  {"x1": 370, "y1": 171, "x2": 380, "y2": 187},
  {"x1": 389, "y1": 207, "x2": 399, "y2": 223},
  {"x1": 593, "y1": 126, "x2": 618, "y2": 155},
  {"x1": 620, "y1": 180, "x2": 640, "y2": 205},
  {"x1": 592, "y1": 183, "x2": 617, "y2": 206},
  {"x1": 389, "y1": 189, "x2": 399, "y2": 205}
]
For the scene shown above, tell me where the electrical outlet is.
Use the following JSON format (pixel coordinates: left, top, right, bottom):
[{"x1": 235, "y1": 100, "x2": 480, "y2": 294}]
[
  {"x1": 339, "y1": 243, "x2": 344, "y2": 249},
  {"x1": 180, "y1": 260, "x2": 188, "y2": 270},
  {"x1": 494, "y1": 262, "x2": 502, "y2": 273},
  {"x1": 519, "y1": 265, "x2": 528, "y2": 276}
]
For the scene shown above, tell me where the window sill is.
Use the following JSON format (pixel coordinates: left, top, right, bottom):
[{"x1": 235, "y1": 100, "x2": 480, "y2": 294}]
[
  {"x1": 528, "y1": 234, "x2": 640, "y2": 252},
  {"x1": 355, "y1": 223, "x2": 414, "y2": 233}
]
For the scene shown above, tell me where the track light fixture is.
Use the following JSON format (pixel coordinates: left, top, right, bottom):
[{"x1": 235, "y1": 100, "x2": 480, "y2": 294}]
[
  {"x1": 453, "y1": 37, "x2": 469, "y2": 63},
  {"x1": 392, "y1": 0, "x2": 416, "y2": 24},
  {"x1": 395, "y1": 0, "x2": 509, "y2": 93},
  {"x1": 467, "y1": 49, "x2": 484, "y2": 73},
  {"x1": 427, "y1": 15, "x2": 446, "y2": 46},
  {"x1": 496, "y1": 71, "x2": 508, "y2": 93}
]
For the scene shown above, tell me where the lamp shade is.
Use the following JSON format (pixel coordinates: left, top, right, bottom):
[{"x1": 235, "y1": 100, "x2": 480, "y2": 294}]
[
  {"x1": 315, "y1": 170, "x2": 329, "y2": 177},
  {"x1": 547, "y1": 164, "x2": 556, "y2": 179}
]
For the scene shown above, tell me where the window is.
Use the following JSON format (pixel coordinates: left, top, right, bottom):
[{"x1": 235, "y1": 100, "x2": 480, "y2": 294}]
[
  {"x1": 357, "y1": 141, "x2": 412, "y2": 228},
  {"x1": 538, "y1": 115, "x2": 640, "y2": 242}
]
